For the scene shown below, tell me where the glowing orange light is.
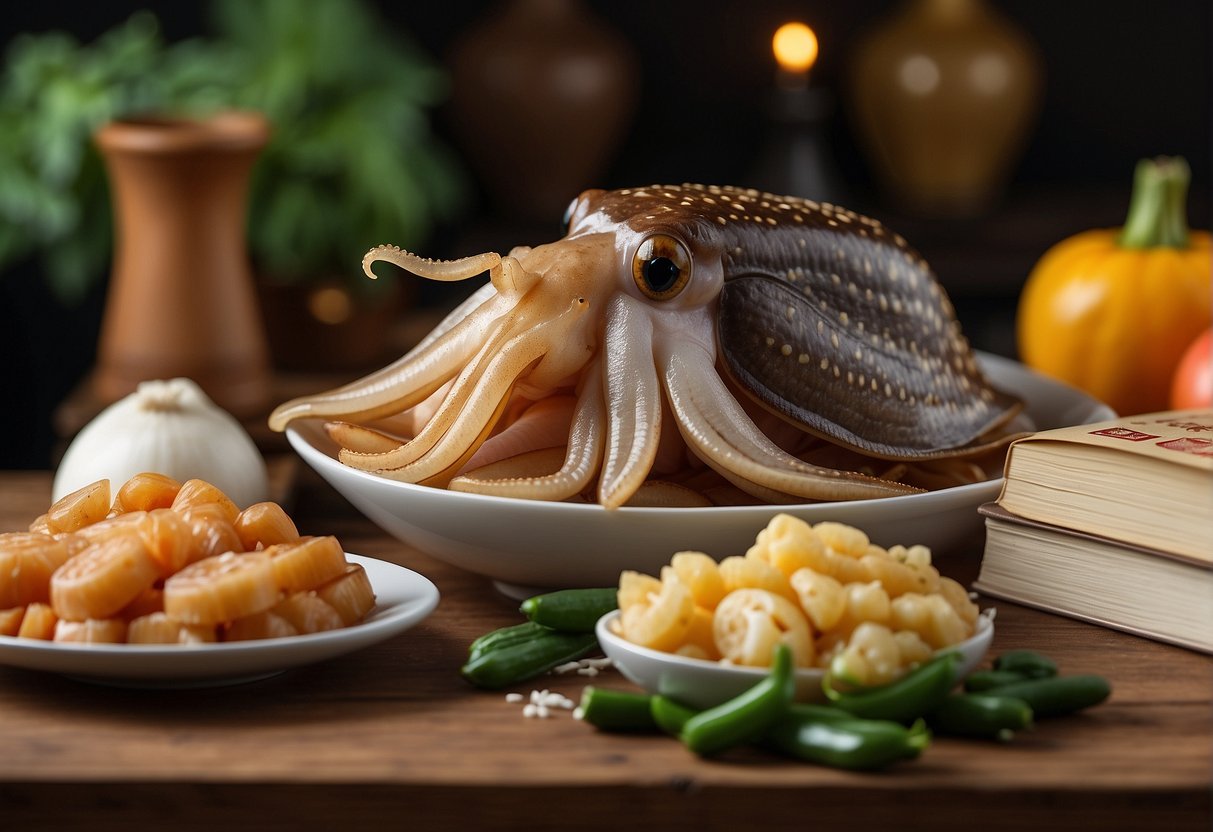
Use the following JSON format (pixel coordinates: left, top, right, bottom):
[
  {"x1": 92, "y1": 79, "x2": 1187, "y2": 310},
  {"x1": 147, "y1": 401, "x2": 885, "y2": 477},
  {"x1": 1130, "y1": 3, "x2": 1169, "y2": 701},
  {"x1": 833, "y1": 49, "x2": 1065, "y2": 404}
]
[
  {"x1": 773, "y1": 22, "x2": 819, "y2": 74},
  {"x1": 308, "y1": 286, "x2": 354, "y2": 325}
]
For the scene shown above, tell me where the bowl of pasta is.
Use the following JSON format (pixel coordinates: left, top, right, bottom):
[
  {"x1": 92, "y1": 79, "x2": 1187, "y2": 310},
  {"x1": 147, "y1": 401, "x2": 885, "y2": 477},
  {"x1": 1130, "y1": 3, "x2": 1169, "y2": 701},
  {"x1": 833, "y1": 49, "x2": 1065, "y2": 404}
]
[
  {"x1": 595, "y1": 512, "x2": 995, "y2": 709},
  {"x1": 598, "y1": 611, "x2": 994, "y2": 710},
  {"x1": 288, "y1": 352, "x2": 1112, "y2": 594}
]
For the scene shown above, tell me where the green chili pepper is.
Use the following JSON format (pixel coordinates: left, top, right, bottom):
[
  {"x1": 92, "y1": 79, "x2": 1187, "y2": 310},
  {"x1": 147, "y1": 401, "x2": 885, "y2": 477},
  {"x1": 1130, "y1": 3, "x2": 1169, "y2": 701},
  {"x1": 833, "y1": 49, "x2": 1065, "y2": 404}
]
[
  {"x1": 681, "y1": 643, "x2": 796, "y2": 757},
  {"x1": 784, "y1": 703, "x2": 855, "y2": 722},
  {"x1": 577, "y1": 687, "x2": 657, "y2": 732},
  {"x1": 979, "y1": 675, "x2": 1111, "y2": 718},
  {"x1": 927, "y1": 693, "x2": 1034, "y2": 741},
  {"x1": 466, "y1": 620, "x2": 553, "y2": 660},
  {"x1": 993, "y1": 650, "x2": 1059, "y2": 679},
  {"x1": 520, "y1": 588, "x2": 618, "y2": 633},
  {"x1": 650, "y1": 695, "x2": 699, "y2": 736},
  {"x1": 460, "y1": 630, "x2": 599, "y2": 690},
  {"x1": 823, "y1": 651, "x2": 960, "y2": 724},
  {"x1": 963, "y1": 669, "x2": 1033, "y2": 692},
  {"x1": 765, "y1": 712, "x2": 931, "y2": 770}
]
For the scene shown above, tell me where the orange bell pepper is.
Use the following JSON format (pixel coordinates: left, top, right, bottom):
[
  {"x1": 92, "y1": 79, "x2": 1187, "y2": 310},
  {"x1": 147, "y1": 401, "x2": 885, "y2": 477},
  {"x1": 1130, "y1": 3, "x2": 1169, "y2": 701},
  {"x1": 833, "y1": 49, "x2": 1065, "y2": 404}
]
[{"x1": 1016, "y1": 157, "x2": 1211, "y2": 415}]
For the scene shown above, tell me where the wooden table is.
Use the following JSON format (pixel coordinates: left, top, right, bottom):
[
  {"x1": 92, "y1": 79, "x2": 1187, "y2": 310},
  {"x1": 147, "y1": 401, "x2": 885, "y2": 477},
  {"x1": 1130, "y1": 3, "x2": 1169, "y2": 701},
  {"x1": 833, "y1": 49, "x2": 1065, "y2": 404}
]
[{"x1": 0, "y1": 469, "x2": 1208, "y2": 831}]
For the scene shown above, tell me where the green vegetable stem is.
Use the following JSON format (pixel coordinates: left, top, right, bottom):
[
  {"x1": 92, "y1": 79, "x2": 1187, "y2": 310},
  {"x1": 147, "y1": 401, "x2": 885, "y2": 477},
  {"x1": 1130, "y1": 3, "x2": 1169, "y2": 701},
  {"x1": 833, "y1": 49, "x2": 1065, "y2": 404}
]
[{"x1": 681, "y1": 643, "x2": 796, "y2": 757}]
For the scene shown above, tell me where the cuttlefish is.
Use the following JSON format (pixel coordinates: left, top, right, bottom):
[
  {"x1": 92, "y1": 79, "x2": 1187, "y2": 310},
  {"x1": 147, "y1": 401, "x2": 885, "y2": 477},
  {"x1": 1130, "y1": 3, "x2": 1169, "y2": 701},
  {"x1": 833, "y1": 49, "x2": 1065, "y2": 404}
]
[{"x1": 269, "y1": 185, "x2": 1024, "y2": 508}]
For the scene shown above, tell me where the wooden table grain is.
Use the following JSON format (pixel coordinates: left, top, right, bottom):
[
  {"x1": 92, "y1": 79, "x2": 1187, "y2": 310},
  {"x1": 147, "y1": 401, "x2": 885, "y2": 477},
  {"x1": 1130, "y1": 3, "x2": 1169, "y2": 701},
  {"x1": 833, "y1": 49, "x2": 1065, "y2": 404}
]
[{"x1": 0, "y1": 469, "x2": 1208, "y2": 831}]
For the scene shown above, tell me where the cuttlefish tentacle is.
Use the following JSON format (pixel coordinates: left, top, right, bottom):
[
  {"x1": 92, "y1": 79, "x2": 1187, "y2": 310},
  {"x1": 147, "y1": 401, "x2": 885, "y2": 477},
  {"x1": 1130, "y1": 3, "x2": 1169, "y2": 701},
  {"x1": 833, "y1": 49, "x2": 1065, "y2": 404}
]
[
  {"x1": 406, "y1": 281, "x2": 498, "y2": 357},
  {"x1": 335, "y1": 281, "x2": 565, "y2": 472},
  {"x1": 449, "y1": 360, "x2": 605, "y2": 500},
  {"x1": 337, "y1": 310, "x2": 528, "y2": 471},
  {"x1": 700, "y1": 465, "x2": 808, "y2": 505},
  {"x1": 270, "y1": 251, "x2": 529, "y2": 432},
  {"x1": 353, "y1": 298, "x2": 590, "y2": 482},
  {"x1": 324, "y1": 421, "x2": 409, "y2": 455},
  {"x1": 417, "y1": 388, "x2": 518, "y2": 489},
  {"x1": 267, "y1": 282, "x2": 507, "y2": 431},
  {"x1": 460, "y1": 395, "x2": 577, "y2": 472},
  {"x1": 599, "y1": 296, "x2": 663, "y2": 509},
  {"x1": 363, "y1": 245, "x2": 539, "y2": 297},
  {"x1": 359, "y1": 378, "x2": 455, "y2": 440},
  {"x1": 658, "y1": 341, "x2": 919, "y2": 501}
]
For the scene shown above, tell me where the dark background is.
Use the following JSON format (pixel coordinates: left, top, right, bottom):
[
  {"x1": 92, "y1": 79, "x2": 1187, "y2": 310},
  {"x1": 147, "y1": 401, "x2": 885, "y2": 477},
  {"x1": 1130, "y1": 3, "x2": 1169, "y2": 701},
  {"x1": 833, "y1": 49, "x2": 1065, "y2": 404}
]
[{"x1": 1, "y1": 0, "x2": 1210, "y2": 469}]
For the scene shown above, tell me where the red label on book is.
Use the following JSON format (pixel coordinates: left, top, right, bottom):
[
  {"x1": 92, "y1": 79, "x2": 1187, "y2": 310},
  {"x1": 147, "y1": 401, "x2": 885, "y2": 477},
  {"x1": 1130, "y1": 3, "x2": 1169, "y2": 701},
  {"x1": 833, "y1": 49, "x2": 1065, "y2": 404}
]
[
  {"x1": 1157, "y1": 437, "x2": 1213, "y2": 457},
  {"x1": 1090, "y1": 427, "x2": 1160, "y2": 441}
]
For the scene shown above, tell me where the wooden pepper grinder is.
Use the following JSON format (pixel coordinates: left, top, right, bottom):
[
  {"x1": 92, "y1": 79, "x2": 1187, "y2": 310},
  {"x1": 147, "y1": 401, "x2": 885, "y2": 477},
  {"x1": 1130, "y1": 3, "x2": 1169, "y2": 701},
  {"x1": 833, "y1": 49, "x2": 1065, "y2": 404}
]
[{"x1": 93, "y1": 112, "x2": 271, "y2": 418}]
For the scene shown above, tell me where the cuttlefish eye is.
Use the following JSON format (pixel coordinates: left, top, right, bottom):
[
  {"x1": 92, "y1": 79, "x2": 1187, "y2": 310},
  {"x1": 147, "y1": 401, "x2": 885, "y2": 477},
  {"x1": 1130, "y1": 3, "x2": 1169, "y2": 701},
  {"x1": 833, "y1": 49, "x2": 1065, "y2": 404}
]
[{"x1": 632, "y1": 234, "x2": 692, "y2": 300}]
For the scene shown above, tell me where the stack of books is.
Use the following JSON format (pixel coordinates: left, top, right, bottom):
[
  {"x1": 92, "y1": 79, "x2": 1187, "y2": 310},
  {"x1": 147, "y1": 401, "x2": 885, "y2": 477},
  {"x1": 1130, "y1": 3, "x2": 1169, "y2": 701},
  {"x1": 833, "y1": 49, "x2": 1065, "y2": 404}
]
[{"x1": 975, "y1": 409, "x2": 1213, "y2": 653}]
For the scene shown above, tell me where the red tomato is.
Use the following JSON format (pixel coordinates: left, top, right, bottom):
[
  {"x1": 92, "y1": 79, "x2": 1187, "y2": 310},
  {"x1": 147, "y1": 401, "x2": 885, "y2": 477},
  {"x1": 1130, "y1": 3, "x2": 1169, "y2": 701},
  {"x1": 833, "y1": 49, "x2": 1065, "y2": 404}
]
[{"x1": 1170, "y1": 329, "x2": 1212, "y2": 410}]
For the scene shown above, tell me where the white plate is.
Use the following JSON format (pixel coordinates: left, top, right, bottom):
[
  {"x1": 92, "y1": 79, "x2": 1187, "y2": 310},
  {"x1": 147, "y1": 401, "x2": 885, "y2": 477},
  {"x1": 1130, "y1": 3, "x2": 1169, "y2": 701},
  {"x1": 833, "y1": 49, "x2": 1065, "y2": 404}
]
[
  {"x1": 596, "y1": 609, "x2": 995, "y2": 710},
  {"x1": 0, "y1": 555, "x2": 439, "y2": 688},
  {"x1": 287, "y1": 353, "x2": 1114, "y2": 592}
]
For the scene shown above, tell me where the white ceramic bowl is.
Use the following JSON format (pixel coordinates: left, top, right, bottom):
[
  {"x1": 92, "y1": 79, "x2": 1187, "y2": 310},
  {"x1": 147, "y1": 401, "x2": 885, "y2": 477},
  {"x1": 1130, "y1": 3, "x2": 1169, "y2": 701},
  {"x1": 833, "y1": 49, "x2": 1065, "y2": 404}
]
[
  {"x1": 287, "y1": 353, "x2": 1112, "y2": 592},
  {"x1": 596, "y1": 609, "x2": 995, "y2": 709}
]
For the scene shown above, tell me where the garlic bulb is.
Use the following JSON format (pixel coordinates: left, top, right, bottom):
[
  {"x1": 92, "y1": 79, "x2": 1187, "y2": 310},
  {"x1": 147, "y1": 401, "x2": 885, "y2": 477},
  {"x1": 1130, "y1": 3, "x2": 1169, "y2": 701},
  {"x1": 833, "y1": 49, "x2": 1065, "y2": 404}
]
[{"x1": 53, "y1": 378, "x2": 269, "y2": 507}]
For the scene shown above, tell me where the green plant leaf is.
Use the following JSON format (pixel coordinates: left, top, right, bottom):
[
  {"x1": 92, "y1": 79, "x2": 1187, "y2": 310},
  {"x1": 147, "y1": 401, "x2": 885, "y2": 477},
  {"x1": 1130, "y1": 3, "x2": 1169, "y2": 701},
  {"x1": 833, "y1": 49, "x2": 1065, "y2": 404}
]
[{"x1": 0, "y1": 0, "x2": 467, "y2": 301}]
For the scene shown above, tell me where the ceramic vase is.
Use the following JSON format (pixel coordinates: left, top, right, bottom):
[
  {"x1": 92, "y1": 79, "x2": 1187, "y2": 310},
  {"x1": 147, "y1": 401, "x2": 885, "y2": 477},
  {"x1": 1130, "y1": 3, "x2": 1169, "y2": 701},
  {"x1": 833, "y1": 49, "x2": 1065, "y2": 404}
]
[
  {"x1": 93, "y1": 112, "x2": 271, "y2": 417},
  {"x1": 848, "y1": 0, "x2": 1042, "y2": 216},
  {"x1": 449, "y1": 0, "x2": 638, "y2": 222}
]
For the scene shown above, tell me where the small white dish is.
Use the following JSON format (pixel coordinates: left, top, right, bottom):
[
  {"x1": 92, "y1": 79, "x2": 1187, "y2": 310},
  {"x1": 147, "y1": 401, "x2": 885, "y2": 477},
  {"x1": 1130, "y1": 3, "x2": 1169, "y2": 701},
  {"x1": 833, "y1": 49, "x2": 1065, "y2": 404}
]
[
  {"x1": 596, "y1": 609, "x2": 995, "y2": 710},
  {"x1": 287, "y1": 353, "x2": 1113, "y2": 591},
  {"x1": 0, "y1": 555, "x2": 439, "y2": 688}
]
